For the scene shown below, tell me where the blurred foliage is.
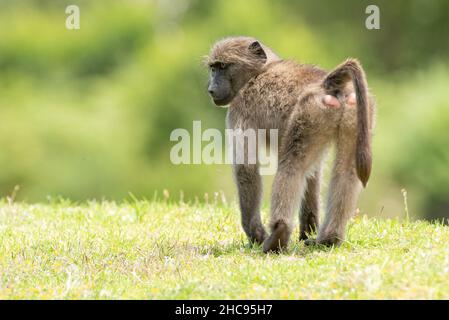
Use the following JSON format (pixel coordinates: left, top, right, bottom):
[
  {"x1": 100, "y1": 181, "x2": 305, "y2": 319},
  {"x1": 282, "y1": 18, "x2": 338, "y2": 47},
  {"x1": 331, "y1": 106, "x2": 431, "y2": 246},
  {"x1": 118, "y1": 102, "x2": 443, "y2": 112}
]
[{"x1": 0, "y1": 0, "x2": 448, "y2": 219}]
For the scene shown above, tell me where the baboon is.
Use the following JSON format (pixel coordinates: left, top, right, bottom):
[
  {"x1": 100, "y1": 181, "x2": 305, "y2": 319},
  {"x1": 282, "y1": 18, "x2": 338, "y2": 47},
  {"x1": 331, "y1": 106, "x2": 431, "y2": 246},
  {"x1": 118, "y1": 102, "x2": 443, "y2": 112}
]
[{"x1": 205, "y1": 36, "x2": 375, "y2": 252}]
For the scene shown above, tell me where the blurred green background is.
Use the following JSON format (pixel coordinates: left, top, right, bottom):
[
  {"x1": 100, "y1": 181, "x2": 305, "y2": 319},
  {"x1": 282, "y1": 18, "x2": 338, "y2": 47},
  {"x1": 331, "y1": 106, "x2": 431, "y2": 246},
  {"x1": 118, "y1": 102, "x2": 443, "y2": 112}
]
[{"x1": 0, "y1": 0, "x2": 448, "y2": 220}]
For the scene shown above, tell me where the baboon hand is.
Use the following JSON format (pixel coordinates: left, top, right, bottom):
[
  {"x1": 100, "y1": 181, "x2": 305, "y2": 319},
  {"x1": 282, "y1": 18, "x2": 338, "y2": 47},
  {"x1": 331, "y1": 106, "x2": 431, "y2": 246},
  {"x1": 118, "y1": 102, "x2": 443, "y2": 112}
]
[{"x1": 249, "y1": 223, "x2": 268, "y2": 245}]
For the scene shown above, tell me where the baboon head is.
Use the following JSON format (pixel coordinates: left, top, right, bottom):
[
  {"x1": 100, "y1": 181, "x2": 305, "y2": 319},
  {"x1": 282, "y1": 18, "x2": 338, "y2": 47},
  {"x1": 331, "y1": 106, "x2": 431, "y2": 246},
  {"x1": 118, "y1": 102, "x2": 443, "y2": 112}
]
[{"x1": 205, "y1": 37, "x2": 276, "y2": 106}]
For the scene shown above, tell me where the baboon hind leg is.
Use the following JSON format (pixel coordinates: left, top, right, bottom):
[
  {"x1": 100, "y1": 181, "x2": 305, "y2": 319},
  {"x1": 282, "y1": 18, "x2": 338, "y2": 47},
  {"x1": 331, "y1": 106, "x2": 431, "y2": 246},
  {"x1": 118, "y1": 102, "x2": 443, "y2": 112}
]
[
  {"x1": 234, "y1": 163, "x2": 267, "y2": 245},
  {"x1": 299, "y1": 169, "x2": 321, "y2": 241},
  {"x1": 263, "y1": 137, "x2": 326, "y2": 253},
  {"x1": 315, "y1": 133, "x2": 362, "y2": 246}
]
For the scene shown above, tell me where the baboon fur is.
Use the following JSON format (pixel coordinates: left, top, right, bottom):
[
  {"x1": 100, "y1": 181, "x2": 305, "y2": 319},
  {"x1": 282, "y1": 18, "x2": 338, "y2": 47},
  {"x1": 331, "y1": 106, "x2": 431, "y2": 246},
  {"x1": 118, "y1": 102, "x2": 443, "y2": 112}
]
[{"x1": 205, "y1": 36, "x2": 375, "y2": 252}]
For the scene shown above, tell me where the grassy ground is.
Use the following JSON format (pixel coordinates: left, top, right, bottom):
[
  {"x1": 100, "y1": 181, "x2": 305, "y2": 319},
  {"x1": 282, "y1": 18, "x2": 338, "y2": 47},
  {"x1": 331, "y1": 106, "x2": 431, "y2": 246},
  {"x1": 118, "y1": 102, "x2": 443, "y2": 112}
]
[{"x1": 0, "y1": 198, "x2": 448, "y2": 299}]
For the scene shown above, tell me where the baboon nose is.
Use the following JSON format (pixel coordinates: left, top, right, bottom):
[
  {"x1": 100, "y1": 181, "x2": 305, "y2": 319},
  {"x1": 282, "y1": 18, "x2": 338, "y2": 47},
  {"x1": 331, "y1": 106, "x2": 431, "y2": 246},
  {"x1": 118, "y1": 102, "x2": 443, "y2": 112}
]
[{"x1": 208, "y1": 84, "x2": 217, "y2": 96}]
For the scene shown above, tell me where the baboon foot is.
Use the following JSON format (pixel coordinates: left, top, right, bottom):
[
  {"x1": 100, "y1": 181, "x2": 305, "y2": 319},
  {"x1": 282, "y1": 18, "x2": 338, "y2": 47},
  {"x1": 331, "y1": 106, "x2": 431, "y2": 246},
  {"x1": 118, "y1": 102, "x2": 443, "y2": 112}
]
[
  {"x1": 248, "y1": 224, "x2": 268, "y2": 245},
  {"x1": 299, "y1": 226, "x2": 317, "y2": 241},
  {"x1": 304, "y1": 238, "x2": 316, "y2": 246},
  {"x1": 299, "y1": 215, "x2": 319, "y2": 241},
  {"x1": 262, "y1": 221, "x2": 290, "y2": 253},
  {"x1": 299, "y1": 232, "x2": 309, "y2": 241},
  {"x1": 305, "y1": 236, "x2": 342, "y2": 247},
  {"x1": 316, "y1": 233, "x2": 343, "y2": 247}
]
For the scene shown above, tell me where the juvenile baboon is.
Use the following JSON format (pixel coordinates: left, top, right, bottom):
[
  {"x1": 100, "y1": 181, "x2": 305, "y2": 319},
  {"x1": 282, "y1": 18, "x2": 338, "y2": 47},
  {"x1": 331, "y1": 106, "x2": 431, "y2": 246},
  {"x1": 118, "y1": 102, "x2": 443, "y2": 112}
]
[{"x1": 205, "y1": 36, "x2": 375, "y2": 252}]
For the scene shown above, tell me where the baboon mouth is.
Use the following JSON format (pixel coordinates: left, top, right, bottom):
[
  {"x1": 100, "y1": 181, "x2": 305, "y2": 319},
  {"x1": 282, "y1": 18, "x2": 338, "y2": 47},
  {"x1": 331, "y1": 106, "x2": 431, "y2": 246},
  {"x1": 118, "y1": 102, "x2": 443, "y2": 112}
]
[{"x1": 212, "y1": 97, "x2": 232, "y2": 106}]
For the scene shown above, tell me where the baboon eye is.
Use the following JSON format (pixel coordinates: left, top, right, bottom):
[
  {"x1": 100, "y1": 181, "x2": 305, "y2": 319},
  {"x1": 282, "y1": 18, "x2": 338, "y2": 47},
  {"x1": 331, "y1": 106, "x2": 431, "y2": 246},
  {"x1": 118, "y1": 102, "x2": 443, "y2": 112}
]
[{"x1": 211, "y1": 62, "x2": 227, "y2": 71}]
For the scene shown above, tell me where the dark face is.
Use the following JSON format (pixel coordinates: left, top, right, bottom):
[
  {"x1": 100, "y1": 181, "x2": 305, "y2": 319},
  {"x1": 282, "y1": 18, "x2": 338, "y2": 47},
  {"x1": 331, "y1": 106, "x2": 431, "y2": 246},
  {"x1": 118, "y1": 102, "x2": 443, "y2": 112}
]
[
  {"x1": 207, "y1": 40, "x2": 268, "y2": 107},
  {"x1": 207, "y1": 62, "x2": 235, "y2": 106}
]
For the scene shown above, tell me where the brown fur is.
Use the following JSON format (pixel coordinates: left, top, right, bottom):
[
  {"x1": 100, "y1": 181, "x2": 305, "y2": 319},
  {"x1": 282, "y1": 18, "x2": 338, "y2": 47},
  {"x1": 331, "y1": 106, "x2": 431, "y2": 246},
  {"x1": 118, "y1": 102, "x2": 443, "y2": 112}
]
[{"x1": 205, "y1": 37, "x2": 376, "y2": 252}]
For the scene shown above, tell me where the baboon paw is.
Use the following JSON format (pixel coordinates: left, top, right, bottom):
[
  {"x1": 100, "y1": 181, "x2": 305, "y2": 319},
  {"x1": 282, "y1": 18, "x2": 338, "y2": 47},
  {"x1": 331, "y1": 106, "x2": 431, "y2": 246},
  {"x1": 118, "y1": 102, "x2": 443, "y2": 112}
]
[
  {"x1": 248, "y1": 224, "x2": 267, "y2": 245},
  {"x1": 249, "y1": 231, "x2": 267, "y2": 246},
  {"x1": 299, "y1": 233, "x2": 308, "y2": 241},
  {"x1": 262, "y1": 221, "x2": 290, "y2": 253},
  {"x1": 248, "y1": 237, "x2": 264, "y2": 246},
  {"x1": 299, "y1": 220, "x2": 319, "y2": 242},
  {"x1": 304, "y1": 238, "x2": 317, "y2": 246},
  {"x1": 305, "y1": 237, "x2": 342, "y2": 247},
  {"x1": 316, "y1": 235, "x2": 343, "y2": 247},
  {"x1": 299, "y1": 231, "x2": 313, "y2": 241},
  {"x1": 262, "y1": 237, "x2": 284, "y2": 253}
]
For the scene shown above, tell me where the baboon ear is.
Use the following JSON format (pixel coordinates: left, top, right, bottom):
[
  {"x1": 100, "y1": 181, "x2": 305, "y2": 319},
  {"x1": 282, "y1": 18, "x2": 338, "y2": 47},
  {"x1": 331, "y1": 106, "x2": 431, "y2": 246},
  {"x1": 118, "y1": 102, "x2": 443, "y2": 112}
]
[{"x1": 248, "y1": 41, "x2": 267, "y2": 61}]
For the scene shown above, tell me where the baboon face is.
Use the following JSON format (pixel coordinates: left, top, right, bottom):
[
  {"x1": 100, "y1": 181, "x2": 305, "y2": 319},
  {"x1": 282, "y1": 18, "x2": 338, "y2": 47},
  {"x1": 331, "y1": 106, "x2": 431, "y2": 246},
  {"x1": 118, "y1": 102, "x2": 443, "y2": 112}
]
[
  {"x1": 207, "y1": 38, "x2": 267, "y2": 106},
  {"x1": 207, "y1": 62, "x2": 235, "y2": 106}
]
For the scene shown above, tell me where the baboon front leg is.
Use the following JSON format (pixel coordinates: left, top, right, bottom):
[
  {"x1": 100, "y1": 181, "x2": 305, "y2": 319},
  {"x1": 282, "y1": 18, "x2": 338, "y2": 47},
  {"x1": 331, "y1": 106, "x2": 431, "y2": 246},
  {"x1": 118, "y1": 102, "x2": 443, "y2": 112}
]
[
  {"x1": 299, "y1": 170, "x2": 321, "y2": 241},
  {"x1": 316, "y1": 138, "x2": 362, "y2": 246},
  {"x1": 234, "y1": 163, "x2": 267, "y2": 245},
  {"x1": 263, "y1": 160, "x2": 307, "y2": 253}
]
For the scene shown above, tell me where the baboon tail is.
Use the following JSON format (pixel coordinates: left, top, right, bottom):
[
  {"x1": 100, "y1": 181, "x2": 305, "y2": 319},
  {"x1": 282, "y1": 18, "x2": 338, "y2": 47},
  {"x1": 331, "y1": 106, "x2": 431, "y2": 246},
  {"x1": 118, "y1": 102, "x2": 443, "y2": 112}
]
[{"x1": 323, "y1": 58, "x2": 371, "y2": 187}]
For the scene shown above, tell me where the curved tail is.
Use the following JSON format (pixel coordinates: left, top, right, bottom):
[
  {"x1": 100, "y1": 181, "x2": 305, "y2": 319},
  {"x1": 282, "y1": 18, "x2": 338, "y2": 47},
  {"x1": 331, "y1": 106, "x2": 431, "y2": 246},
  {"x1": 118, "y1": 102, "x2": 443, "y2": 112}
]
[{"x1": 323, "y1": 58, "x2": 372, "y2": 187}]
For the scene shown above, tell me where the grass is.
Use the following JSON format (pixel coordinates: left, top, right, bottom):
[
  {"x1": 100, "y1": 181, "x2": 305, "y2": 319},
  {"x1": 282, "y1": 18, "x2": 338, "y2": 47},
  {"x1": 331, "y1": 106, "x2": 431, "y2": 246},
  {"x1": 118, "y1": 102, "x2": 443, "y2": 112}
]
[{"x1": 0, "y1": 198, "x2": 448, "y2": 299}]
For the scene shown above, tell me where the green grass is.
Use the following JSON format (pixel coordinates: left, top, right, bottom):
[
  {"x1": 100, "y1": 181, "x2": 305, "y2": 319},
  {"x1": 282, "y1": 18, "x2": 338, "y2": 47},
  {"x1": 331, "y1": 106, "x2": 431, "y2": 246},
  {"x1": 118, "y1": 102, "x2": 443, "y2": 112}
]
[{"x1": 0, "y1": 198, "x2": 448, "y2": 299}]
